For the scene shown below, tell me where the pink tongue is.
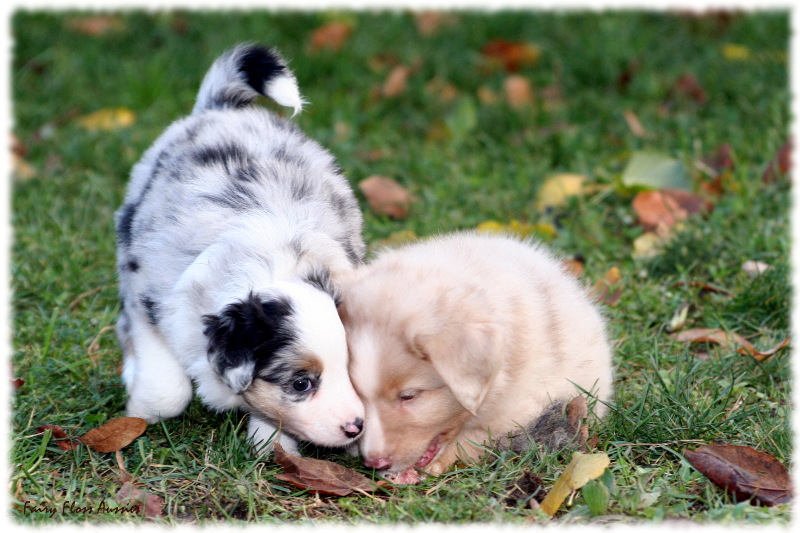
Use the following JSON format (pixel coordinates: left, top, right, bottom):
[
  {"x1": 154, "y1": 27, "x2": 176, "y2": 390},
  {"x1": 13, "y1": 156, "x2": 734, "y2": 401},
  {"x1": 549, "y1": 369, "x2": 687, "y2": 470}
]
[{"x1": 414, "y1": 436, "x2": 441, "y2": 468}]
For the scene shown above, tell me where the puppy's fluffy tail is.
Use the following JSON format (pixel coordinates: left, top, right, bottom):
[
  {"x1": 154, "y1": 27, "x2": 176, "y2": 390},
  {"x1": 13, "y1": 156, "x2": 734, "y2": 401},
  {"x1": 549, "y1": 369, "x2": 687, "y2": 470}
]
[{"x1": 192, "y1": 44, "x2": 304, "y2": 116}]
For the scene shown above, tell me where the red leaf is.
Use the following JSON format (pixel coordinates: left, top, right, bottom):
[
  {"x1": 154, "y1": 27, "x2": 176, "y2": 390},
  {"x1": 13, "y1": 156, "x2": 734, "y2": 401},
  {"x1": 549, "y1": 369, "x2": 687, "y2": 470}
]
[
  {"x1": 78, "y1": 417, "x2": 147, "y2": 453},
  {"x1": 481, "y1": 40, "x2": 541, "y2": 72},
  {"x1": 115, "y1": 481, "x2": 164, "y2": 518},
  {"x1": 36, "y1": 424, "x2": 78, "y2": 451},
  {"x1": 273, "y1": 443, "x2": 378, "y2": 496},
  {"x1": 685, "y1": 444, "x2": 792, "y2": 506}
]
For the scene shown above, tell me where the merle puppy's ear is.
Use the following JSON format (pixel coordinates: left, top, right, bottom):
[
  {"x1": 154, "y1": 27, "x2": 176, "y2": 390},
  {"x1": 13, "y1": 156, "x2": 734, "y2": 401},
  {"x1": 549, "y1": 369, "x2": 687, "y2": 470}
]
[
  {"x1": 303, "y1": 266, "x2": 342, "y2": 307},
  {"x1": 203, "y1": 293, "x2": 295, "y2": 394}
]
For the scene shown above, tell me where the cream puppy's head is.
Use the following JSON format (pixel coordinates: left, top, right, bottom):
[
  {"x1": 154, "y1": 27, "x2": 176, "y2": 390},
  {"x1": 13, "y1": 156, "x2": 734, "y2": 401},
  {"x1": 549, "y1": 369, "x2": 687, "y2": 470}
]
[
  {"x1": 339, "y1": 263, "x2": 502, "y2": 480},
  {"x1": 203, "y1": 280, "x2": 364, "y2": 448}
]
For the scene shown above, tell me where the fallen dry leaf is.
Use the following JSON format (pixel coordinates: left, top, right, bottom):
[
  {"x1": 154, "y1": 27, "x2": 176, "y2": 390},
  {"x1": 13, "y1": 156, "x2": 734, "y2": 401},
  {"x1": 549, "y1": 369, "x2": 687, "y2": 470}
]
[
  {"x1": 79, "y1": 417, "x2": 147, "y2": 453},
  {"x1": 35, "y1": 425, "x2": 77, "y2": 451},
  {"x1": 535, "y1": 173, "x2": 586, "y2": 211},
  {"x1": 593, "y1": 266, "x2": 622, "y2": 306},
  {"x1": 482, "y1": 40, "x2": 541, "y2": 72},
  {"x1": 685, "y1": 444, "x2": 792, "y2": 507},
  {"x1": 671, "y1": 328, "x2": 789, "y2": 362},
  {"x1": 623, "y1": 109, "x2": 648, "y2": 138},
  {"x1": 672, "y1": 73, "x2": 708, "y2": 105},
  {"x1": 632, "y1": 189, "x2": 709, "y2": 231},
  {"x1": 562, "y1": 257, "x2": 585, "y2": 278},
  {"x1": 310, "y1": 21, "x2": 353, "y2": 52},
  {"x1": 540, "y1": 451, "x2": 611, "y2": 516},
  {"x1": 382, "y1": 65, "x2": 411, "y2": 98},
  {"x1": 359, "y1": 175, "x2": 412, "y2": 219},
  {"x1": 632, "y1": 231, "x2": 671, "y2": 260},
  {"x1": 273, "y1": 442, "x2": 378, "y2": 496},
  {"x1": 76, "y1": 107, "x2": 136, "y2": 132},
  {"x1": 67, "y1": 15, "x2": 125, "y2": 36},
  {"x1": 674, "y1": 280, "x2": 735, "y2": 298},
  {"x1": 415, "y1": 11, "x2": 457, "y2": 36},
  {"x1": 742, "y1": 260, "x2": 772, "y2": 278},
  {"x1": 504, "y1": 75, "x2": 534, "y2": 108},
  {"x1": 115, "y1": 481, "x2": 165, "y2": 518},
  {"x1": 761, "y1": 139, "x2": 791, "y2": 183},
  {"x1": 476, "y1": 220, "x2": 556, "y2": 240}
]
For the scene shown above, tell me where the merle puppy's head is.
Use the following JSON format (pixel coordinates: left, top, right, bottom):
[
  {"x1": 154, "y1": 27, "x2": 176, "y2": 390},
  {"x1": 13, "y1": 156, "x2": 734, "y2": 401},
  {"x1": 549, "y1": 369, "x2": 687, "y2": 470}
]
[{"x1": 202, "y1": 279, "x2": 364, "y2": 448}]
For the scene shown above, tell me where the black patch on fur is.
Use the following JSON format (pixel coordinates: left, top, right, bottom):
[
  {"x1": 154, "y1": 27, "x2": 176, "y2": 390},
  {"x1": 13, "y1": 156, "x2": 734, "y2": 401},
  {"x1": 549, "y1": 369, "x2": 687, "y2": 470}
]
[
  {"x1": 194, "y1": 142, "x2": 252, "y2": 175},
  {"x1": 201, "y1": 181, "x2": 257, "y2": 210},
  {"x1": 336, "y1": 236, "x2": 363, "y2": 266},
  {"x1": 235, "y1": 163, "x2": 260, "y2": 182},
  {"x1": 140, "y1": 294, "x2": 159, "y2": 325},
  {"x1": 290, "y1": 178, "x2": 313, "y2": 201},
  {"x1": 238, "y1": 46, "x2": 286, "y2": 97},
  {"x1": 121, "y1": 258, "x2": 140, "y2": 273},
  {"x1": 210, "y1": 88, "x2": 253, "y2": 110},
  {"x1": 304, "y1": 267, "x2": 341, "y2": 307},
  {"x1": 116, "y1": 202, "x2": 138, "y2": 248},
  {"x1": 203, "y1": 293, "x2": 297, "y2": 382}
]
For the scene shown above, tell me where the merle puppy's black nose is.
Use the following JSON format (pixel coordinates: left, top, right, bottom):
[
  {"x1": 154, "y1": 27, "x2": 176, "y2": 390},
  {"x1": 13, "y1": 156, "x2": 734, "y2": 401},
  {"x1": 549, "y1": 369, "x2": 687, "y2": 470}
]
[{"x1": 342, "y1": 417, "x2": 364, "y2": 438}]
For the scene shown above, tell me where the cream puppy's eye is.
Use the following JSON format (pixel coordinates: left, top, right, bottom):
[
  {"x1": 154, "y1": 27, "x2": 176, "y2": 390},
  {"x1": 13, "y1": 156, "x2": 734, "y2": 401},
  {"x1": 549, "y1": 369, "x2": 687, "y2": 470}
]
[{"x1": 399, "y1": 390, "x2": 418, "y2": 402}]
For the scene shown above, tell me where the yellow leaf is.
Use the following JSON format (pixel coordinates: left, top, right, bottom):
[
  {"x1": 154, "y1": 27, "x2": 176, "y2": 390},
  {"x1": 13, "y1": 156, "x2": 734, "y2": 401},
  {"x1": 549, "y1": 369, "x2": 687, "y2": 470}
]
[
  {"x1": 76, "y1": 108, "x2": 136, "y2": 131},
  {"x1": 722, "y1": 43, "x2": 751, "y2": 61},
  {"x1": 540, "y1": 452, "x2": 610, "y2": 516},
  {"x1": 535, "y1": 173, "x2": 586, "y2": 211},
  {"x1": 476, "y1": 220, "x2": 556, "y2": 240},
  {"x1": 632, "y1": 231, "x2": 673, "y2": 260}
]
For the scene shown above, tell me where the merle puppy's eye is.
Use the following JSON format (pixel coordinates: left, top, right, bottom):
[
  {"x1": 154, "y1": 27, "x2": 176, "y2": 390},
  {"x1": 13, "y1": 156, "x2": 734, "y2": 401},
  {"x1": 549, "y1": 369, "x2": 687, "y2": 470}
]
[{"x1": 292, "y1": 377, "x2": 313, "y2": 392}]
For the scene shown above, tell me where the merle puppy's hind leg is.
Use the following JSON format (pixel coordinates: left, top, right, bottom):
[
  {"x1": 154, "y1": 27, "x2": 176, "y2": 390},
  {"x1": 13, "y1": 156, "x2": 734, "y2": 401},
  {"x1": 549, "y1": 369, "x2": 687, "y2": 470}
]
[{"x1": 120, "y1": 313, "x2": 193, "y2": 423}]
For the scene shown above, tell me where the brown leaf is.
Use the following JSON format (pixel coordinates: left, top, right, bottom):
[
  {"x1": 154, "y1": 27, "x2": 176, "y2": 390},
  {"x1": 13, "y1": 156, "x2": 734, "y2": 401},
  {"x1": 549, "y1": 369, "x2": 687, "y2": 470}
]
[
  {"x1": 310, "y1": 22, "x2": 353, "y2": 52},
  {"x1": 672, "y1": 73, "x2": 707, "y2": 105},
  {"x1": 562, "y1": 257, "x2": 585, "y2": 278},
  {"x1": 115, "y1": 481, "x2": 164, "y2": 518},
  {"x1": 415, "y1": 11, "x2": 456, "y2": 36},
  {"x1": 482, "y1": 40, "x2": 541, "y2": 72},
  {"x1": 66, "y1": 15, "x2": 125, "y2": 36},
  {"x1": 273, "y1": 442, "x2": 378, "y2": 496},
  {"x1": 632, "y1": 189, "x2": 710, "y2": 231},
  {"x1": 671, "y1": 328, "x2": 790, "y2": 362},
  {"x1": 504, "y1": 75, "x2": 534, "y2": 108},
  {"x1": 762, "y1": 138, "x2": 792, "y2": 183},
  {"x1": 359, "y1": 176, "x2": 412, "y2": 219},
  {"x1": 674, "y1": 280, "x2": 735, "y2": 298},
  {"x1": 623, "y1": 109, "x2": 648, "y2": 138},
  {"x1": 593, "y1": 266, "x2": 622, "y2": 306},
  {"x1": 78, "y1": 417, "x2": 147, "y2": 453},
  {"x1": 382, "y1": 65, "x2": 411, "y2": 98},
  {"x1": 36, "y1": 425, "x2": 78, "y2": 451},
  {"x1": 685, "y1": 444, "x2": 792, "y2": 506}
]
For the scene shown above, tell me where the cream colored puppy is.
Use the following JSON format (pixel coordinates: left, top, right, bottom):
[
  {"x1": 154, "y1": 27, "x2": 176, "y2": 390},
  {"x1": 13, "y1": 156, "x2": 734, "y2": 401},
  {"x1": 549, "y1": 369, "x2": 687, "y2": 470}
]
[{"x1": 339, "y1": 232, "x2": 613, "y2": 484}]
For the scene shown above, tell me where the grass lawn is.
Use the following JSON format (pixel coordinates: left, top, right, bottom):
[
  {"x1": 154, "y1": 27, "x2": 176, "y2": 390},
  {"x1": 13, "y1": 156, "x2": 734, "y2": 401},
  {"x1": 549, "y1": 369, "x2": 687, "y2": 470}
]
[{"x1": 8, "y1": 9, "x2": 791, "y2": 525}]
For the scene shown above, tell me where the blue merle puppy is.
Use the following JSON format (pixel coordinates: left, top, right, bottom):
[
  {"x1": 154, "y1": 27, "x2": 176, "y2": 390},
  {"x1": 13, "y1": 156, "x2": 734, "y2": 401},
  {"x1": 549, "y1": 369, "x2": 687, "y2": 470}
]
[{"x1": 115, "y1": 44, "x2": 366, "y2": 456}]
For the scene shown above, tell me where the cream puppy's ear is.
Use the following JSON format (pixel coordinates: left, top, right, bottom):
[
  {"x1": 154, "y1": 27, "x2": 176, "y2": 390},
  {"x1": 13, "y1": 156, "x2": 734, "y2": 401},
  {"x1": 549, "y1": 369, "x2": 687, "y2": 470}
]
[{"x1": 411, "y1": 288, "x2": 502, "y2": 415}]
